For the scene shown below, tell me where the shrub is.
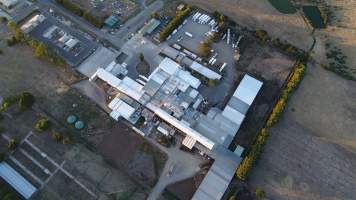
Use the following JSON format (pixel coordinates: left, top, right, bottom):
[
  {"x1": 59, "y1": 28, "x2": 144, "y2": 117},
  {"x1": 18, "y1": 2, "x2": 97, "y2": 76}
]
[
  {"x1": 0, "y1": 16, "x2": 7, "y2": 23},
  {"x1": 35, "y1": 42, "x2": 47, "y2": 58},
  {"x1": 83, "y1": 12, "x2": 103, "y2": 28},
  {"x1": 56, "y1": 0, "x2": 84, "y2": 16},
  {"x1": 255, "y1": 188, "x2": 266, "y2": 198},
  {"x1": 151, "y1": 12, "x2": 160, "y2": 19},
  {"x1": 6, "y1": 36, "x2": 18, "y2": 46},
  {"x1": 159, "y1": 6, "x2": 192, "y2": 41},
  {"x1": 255, "y1": 30, "x2": 270, "y2": 43},
  {"x1": 18, "y1": 92, "x2": 35, "y2": 109},
  {"x1": 236, "y1": 128, "x2": 269, "y2": 180},
  {"x1": 35, "y1": 118, "x2": 50, "y2": 131},
  {"x1": 7, "y1": 139, "x2": 18, "y2": 150},
  {"x1": 52, "y1": 132, "x2": 62, "y2": 142},
  {"x1": 0, "y1": 95, "x2": 19, "y2": 112},
  {"x1": 61, "y1": 136, "x2": 71, "y2": 144},
  {"x1": 266, "y1": 62, "x2": 306, "y2": 127},
  {"x1": 139, "y1": 53, "x2": 145, "y2": 61}
]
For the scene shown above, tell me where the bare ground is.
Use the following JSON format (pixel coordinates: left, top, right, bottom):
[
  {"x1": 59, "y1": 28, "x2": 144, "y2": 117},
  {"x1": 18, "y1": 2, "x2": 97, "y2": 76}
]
[
  {"x1": 233, "y1": 43, "x2": 295, "y2": 147},
  {"x1": 249, "y1": 64, "x2": 356, "y2": 200},
  {"x1": 182, "y1": 0, "x2": 314, "y2": 51}
]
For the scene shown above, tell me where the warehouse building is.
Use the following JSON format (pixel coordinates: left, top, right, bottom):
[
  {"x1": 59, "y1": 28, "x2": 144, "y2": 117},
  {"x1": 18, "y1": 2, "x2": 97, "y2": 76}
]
[{"x1": 0, "y1": 0, "x2": 19, "y2": 9}]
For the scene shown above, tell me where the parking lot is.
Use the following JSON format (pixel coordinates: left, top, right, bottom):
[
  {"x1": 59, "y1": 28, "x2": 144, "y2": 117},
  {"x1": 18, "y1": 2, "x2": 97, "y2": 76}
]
[
  {"x1": 163, "y1": 11, "x2": 245, "y2": 107},
  {"x1": 29, "y1": 13, "x2": 98, "y2": 66}
]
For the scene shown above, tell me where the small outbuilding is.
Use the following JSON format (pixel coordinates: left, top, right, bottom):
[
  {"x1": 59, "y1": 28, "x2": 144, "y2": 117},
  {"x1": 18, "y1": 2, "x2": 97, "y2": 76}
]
[{"x1": 104, "y1": 15, "x2": 120, "y2": 28}]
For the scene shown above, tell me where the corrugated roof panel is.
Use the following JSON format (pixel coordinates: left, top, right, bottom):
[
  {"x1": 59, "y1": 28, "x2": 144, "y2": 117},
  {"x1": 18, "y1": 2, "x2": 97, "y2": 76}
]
[
  {"x1": 0, "y1": 162, "x2": 37, "y2": 199},
  {"x1": 221, "y1": 105, "x2": 245, "y2": 125},
  {"x1": 159, "y1": 58, "x2": 180, "y2": 75},
  {"x1": 233, "y1": 75, "x2": 263, "y2": 105}
]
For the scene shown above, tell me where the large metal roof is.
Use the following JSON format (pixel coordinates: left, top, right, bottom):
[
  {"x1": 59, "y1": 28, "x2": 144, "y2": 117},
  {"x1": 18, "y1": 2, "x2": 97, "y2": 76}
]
[
  {"x1": 0, "y1": 162, "x2": 37, "y2": 199},
  {"x1": 190, "y1": 61, "x2": 222, "y2": 80},
  {"x1": 192, "y1": 146, "x2": 241, "y2": 200},
  {"x1": 233, "y1": 75, "x2": 263, "y2": 105}
]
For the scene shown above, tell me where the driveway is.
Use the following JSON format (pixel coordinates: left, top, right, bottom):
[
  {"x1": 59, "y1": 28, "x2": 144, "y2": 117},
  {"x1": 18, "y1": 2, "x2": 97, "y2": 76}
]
[
  {"x1": 145, "y1": 137, "x2": 203, "y2": 200},
  {"x1": 36, "y1": 0, "x2": 163, "y2": 49}
]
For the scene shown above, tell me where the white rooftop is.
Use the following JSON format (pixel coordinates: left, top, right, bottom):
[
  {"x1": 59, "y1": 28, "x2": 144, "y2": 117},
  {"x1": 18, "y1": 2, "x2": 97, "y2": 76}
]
[
  {"x1": 190, "y1": 61, "x2": 222, "y2": 80},
  {"x1": 233, "y1": 75, "x2": 263, "y2": 105},
  {"x1": 108, "y1": 98, "x2": 135, "y2": 120},
  {"x1": 0, "y1": 162, "x2": 37, "y2": 199}
]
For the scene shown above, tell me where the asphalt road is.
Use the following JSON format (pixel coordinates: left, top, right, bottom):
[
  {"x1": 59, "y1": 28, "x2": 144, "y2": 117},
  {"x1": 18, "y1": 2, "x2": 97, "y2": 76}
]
[{"x1": 36, "y1": 0, "x2": 163, "y2": 49}]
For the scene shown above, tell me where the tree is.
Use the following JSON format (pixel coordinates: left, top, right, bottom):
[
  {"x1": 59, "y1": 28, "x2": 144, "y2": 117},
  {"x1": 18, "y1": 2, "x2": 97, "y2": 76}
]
[
  {"x1": 139, "y1": 53, "x2": 145, "y2": 62},
  {"x1": 35, "y1": 42, "x2": 47, "y2": 58},
  {"x1": 7, "y1": 139, "x2": 18, "y2": 150},
  {"x1": 151, "y1": 12, "x2": 160, "y2": 19},
  {"x1": 255, "y1": 188, "x2": 265, "y2": 198},
  {"x1": 62, "y1": 136, "x2": 71, "y2": 144},
  {"x1": 197, "y1": 42, "x2": 211, "y2": 58},
  {"x1": 7, "y1": 21, "x2": 17, "y2": 33},
  {"x1": 0, "y1": 16, "x2": 7, "y2": 23},
  {"x1": 14, "y1": 28, "x2": 24, "y2": 41},
  {"x1": 52, "y1": 132, "x2": 62, "y2": 142},
  {"x1": 255, "y1": 30, "x2": 270, "y2": 43},
  {"x1": 18, "y1": 92, "x2": 35, "y2": 109},
  {"x1": 35, "y1": 118, "x2": 50, "y2": 131}
]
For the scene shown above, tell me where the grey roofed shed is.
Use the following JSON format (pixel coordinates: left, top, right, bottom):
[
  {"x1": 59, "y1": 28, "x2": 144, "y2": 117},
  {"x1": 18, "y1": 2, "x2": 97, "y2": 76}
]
[
  {"x1": 0, "y1": 162, "x2": 37, "y2": 199},
  {"x1": 143, "y1": 79, "x2": 161, "y2": 97},
  {"x1": 192, "y1": 146, "x2": 241, "y2": 200},
  {"x1": 143, "y1": 18, "x2": 161, "y2": 34}
]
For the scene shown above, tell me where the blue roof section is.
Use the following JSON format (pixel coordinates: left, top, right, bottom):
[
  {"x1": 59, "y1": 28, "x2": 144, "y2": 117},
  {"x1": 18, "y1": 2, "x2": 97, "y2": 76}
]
[{"x1": 0, "y1": 162, "x2": 37, "y2": 199}]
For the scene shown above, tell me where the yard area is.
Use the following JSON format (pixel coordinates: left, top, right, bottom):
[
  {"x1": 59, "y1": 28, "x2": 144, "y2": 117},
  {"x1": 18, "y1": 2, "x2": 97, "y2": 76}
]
[
  {"x1": 182, "y1": 0, "x2": 314, "y2": 51},
  {"x1": 232, "y1": 42, "x2": 295, "y2": 148},
  {"x1": 249, "y1": 64, "x2": 356, "y2": 200},
  {"x1": 0, "y1": 21, "x2": 166, "y2": 199}
]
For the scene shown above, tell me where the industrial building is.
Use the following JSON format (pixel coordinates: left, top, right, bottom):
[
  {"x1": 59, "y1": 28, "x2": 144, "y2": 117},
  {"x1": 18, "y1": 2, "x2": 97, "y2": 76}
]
[
  {"x1": 0, "y1": 162, "x2": 37, "y2": 199},
  {"x1": 20, "y1": 13, "x2": 97, "y2": 66},
  {"x1": 0, "y1": 0, "x2": 19, "y2": 9},
  {"x1": 91, "y1": 57, "x2": 262, "y2": 151},
  {"x1": 90, "y1": 56, "x2": 263, "y2": 199}
]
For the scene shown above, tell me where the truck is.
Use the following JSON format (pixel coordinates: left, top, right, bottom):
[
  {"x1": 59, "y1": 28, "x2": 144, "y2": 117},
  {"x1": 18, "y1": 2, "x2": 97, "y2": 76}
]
[{"x1": 185, "y1": 32, "x2": 193, "y2": 38}]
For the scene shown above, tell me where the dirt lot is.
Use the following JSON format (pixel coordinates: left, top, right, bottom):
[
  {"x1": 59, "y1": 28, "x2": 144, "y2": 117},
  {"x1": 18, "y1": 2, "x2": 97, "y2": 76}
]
[
  {"x1": 249, "y1": 64, "x2": 356, "y2": 200},
  {"x1": 90, "y1": 121, "x2": 168, "y2": 192},
  {"x1": 233, "y1": 42, "x2": 296, "y2": 147},
  {"x1": 183, "y1": 0, "x2": 314, "y2": 51},
  {"x1": 70, "y1": 0, "x2": 139, "y2": 21},
  {"x1": 0, "y1": 22, "x2": 165, "y2": 199}
]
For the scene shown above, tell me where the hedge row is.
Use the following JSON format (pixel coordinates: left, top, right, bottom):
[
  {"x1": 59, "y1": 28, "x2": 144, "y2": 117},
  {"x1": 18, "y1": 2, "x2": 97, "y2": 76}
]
[
  {"x1": 254, "y1": 30, "x2": 308, "y2": 61},
  {"x1": 236, "y1": 62, "x2": 307, "y2": 181},
  {"x1": 159, "y1": 6, "x2": 192, "y2": 41},
  {"x1": 266, "y1": 62, "x2": 306, "y2": 127},
  {"x1": 55, "y1": 0, "x2": 103, "y2": 28},
  {"x1": 236, "y1": 128, "x2": 268, "y2": 181}
]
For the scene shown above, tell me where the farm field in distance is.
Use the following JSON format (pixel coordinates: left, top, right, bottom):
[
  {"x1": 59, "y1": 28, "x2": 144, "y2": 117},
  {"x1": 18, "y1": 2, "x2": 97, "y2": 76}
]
[{"x1": 1, "y1": 0, "x2": 356, "y2": 199}]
